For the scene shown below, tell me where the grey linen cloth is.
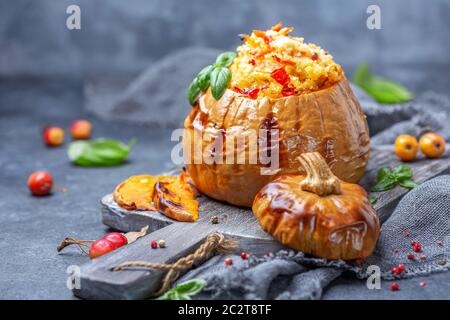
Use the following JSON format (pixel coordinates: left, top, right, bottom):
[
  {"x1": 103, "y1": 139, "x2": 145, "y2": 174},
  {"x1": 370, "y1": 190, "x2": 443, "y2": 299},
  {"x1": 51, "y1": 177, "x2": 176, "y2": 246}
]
[{"x1": 175, "y1": 87, "x2": 450, "y2": 300}]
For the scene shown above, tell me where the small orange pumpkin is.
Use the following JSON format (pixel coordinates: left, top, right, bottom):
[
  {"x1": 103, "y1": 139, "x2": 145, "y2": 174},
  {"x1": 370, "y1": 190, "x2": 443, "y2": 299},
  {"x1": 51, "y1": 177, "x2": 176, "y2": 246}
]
[{"x1": 252, "y1": 152, "x2": 380, "y2": 260}]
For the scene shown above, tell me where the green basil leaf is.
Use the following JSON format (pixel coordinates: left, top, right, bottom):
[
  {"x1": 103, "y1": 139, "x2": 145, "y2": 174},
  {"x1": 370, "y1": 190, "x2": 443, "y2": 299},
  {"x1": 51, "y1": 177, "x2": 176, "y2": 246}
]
[
  {"x1": 368, "y1": 195, "x2": 377, "y2": 205},
  {"x1": 399, "y1": 179, "x2": 417, "y2": 190},
  {"x1": 187, "y1": 80, "x2": 201, "y2": 105},
  {"x1": 210, "y1": 67, "x2": 231, "y2": 100},
  {"x1": 352, "y1": 64, "x2": 413, "y2": 104},
  {"x1": 174, "y1": 279, "x2": 206, "y2": 296},
  {"x1": 215, "y1": 52, "x2": 237, "y2": 67},
  {"x1": 156, "y1": 290, "x2": 181, "y2": 300},
  {"x1": 377, "y1": 167, "x2": 393, "y2": 182},
  {"x1": 155, "y1": 279, "x2": 206, "y2": 300},
  {"x1": 196, "y1": 65, "x2": 214, "y2": 91},
  {"x1": 352, "y1": 63, "x2": 371, "y2": 88},
  {"x1": 371, "y1": 176, "x2": 397, "y2": 192},
  {"x1": 392, "y1": 164, "x2": 413, "y2": 181},
  {"x1": 67, "y1": 138, "x2": 134, "y2": 167}
]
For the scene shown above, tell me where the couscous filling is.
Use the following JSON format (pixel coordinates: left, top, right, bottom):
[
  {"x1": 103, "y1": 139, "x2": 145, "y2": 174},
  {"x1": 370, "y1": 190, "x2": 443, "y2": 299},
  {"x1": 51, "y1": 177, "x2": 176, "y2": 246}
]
[{"x1": 229, "y1": 23, "x2": 344, "y2": 99}]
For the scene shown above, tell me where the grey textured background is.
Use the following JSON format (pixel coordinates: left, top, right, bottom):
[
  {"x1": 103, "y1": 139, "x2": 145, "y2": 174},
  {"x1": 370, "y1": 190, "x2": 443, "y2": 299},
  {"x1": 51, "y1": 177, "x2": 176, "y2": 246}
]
[
  {"x1": 1, "y1": 0, "x2": 450, "y2": 299},
  {"x1": 1, "y1": 0, "x2": 450, "y2": 93}
]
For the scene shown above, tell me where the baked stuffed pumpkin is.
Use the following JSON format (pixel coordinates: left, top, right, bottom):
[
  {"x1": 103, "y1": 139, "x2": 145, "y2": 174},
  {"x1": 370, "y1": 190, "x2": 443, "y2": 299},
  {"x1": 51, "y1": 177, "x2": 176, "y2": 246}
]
[{"x1": 183, "y1": 23, "x2": 370, "y2": 207}]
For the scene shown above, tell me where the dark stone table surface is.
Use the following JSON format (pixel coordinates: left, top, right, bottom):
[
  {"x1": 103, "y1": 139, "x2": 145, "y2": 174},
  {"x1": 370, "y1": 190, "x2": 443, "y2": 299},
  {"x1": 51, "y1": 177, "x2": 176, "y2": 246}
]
[{"x1": 1, "y1": 79, "x2": 449, "y2": 299}]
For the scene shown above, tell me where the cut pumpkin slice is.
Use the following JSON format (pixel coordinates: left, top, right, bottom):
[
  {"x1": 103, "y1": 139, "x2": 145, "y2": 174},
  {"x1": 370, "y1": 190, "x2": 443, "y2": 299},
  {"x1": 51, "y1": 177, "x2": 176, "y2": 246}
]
[
  {"x1": 153, "y1": 173, "x2": 199, "y2": 222},
  {"x1": 114, "y1": 175, "x2": 159, "y2": 211}
]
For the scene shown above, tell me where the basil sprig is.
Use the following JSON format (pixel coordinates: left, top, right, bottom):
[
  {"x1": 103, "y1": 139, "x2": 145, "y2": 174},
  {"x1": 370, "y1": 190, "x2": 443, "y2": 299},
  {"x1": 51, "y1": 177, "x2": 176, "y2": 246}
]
[
  {"x1": 371, "y1": 164, "x2": 417, "y2": 192},
  {"x1": 187, "y1": 52, "x2": 236, "y2": 105},
  {"x1": 156, "y1": 279, "x2": 206, "y2": 300},
  {"x1": 67, "y1": 138, "x2": 135, "y2": 167},
  {"x1": 353, "y1": 64, "x2": 413, "y2": 104}
]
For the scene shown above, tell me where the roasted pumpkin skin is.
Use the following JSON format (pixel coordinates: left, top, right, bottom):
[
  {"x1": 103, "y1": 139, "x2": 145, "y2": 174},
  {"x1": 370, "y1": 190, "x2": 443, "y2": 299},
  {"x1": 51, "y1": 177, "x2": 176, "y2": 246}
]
[
  {"x1": 252, "y1": 152, "x2": 380, "y2": 260},
  {"x1": 183, "y1": 77, "x2": 370, "y2": 207}
]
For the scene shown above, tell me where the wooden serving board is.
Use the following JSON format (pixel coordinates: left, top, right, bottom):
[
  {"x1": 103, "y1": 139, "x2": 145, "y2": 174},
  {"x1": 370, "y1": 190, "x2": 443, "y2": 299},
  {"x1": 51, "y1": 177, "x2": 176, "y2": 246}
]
[{"x1": 73, "y1": 146, "x2": 450, "y2": 300}]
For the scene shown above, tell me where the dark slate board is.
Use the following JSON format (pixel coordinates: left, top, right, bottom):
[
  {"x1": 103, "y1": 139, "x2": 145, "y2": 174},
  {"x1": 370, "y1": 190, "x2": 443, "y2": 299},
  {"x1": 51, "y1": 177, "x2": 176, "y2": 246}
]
[{"x1": 73, "y1": 146, "x2": 450, "y2": 300}]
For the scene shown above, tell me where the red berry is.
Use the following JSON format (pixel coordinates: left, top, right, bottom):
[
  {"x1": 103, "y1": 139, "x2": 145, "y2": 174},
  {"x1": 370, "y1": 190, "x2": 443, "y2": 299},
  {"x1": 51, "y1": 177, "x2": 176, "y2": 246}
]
[
  {"x1": 390, "y1": 283, "x2": 399, "y2": 291},
  {"x1": 28, "y1": 171, "x2": 53, "y2": 196},
  {"x1": 407, "y1": 253, "x2": 416, "y2": 260},
  {"x1": 71, "y1": 119, "x2": 92, "y2": 140},
  {"x1": 43, "y1": 127, "x2": 64, "y2": 146},
  {"x1": 151, "y1": 240, "x2": 157, "y2": 249},
  {"x1": 89, "y1": 239, "x2": 115, "y2": 259},
  {"x1": 419, "y1": 281, "x2": 427, "y2": 287},
  {"x1": 391, "y1": 267, "x2": 400, "y2": 275},
  {"x1": 102, "y1": 232, "x2": 127, "y2": 249},
  {"x1": 412, "y1": 242, "x2": 422, "y2": 252},
  {"x1": 397, "y1": 264, "x2": 405, "y2": 273},
  {"x1": 224, "y1": 258, "x2": 233, "y2": 266},
  {"x1": 240, "y1": 252, "x2": 250, "y2": 260}
]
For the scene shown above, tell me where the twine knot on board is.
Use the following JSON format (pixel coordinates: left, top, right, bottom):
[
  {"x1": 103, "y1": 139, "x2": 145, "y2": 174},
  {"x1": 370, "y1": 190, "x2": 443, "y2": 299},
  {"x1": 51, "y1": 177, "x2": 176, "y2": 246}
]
[{"x1": 112, "y1": 232, "x2": 238, "y2": 296}]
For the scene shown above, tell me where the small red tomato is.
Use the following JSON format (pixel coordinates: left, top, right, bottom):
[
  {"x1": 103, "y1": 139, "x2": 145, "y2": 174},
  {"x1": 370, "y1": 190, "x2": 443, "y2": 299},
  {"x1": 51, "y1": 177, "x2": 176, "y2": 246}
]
[
  {"x1": 28, "y1": 170, "x2": 53, "y2": 196},
  {"x1": 43, "y1": 127, "x2": 64, "y2": 146},
  {"x1": 89, "y1": 239, "x2": 115, "y2": 259},
  {"x1": 419, "y1": 132, "x2": 446, "y2": 158},
  {"x1": 224, "y1": 258, "x2": 233, "y2": 266},
  {"x1": 397, "y1": 264, "x2": 405, "y2": 273},
  {"x1": 419, "y1": 281, "x2": 427, "y2": 287},
  {"x1": 71, "y1": 119, "x2": 92, "y2": 140},
  {"x1": 407, "y1": 253, "x2": 416, "y2": 260},
  {"x1": 151, "y1": 240, "x2": 157, "y2": 249},
  {"x1": 390, "y1": 283, "x2": 399, "y2": 291},
  {"x1": 102, "y1": 232, "x2": 128, "y2": 249}
]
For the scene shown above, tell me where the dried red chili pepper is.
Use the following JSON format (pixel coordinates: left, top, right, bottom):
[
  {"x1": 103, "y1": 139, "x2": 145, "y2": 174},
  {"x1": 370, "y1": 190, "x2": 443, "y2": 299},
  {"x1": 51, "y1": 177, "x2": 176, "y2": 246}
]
[
  {"x1": 248, "y1": 59, "x2": 256, "y2": 66},
  {"x1": 311, "y1": 53, "x2": 319, "y2": 61},
  {"x1": 271, "y1": 67, "x2": 290, "y2": 86}
]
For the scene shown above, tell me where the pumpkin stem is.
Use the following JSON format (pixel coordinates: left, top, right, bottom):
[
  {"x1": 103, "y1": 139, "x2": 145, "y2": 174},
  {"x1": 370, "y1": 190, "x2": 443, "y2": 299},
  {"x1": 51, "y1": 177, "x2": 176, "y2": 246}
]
[{"x1": 297, "y1": 152, "x2": 341, "y2": 196}]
